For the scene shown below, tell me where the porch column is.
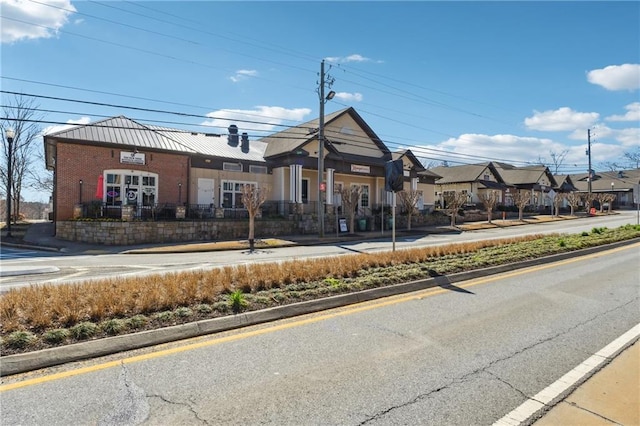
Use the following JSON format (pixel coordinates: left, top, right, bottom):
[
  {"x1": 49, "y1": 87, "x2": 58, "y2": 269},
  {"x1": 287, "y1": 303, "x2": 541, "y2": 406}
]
[
  {"x1": 289, "y1": 164, "x2": 302, "y2": 203},
  {"x1": 326, "y1": 168, "x2": 334, "y2": 205}
]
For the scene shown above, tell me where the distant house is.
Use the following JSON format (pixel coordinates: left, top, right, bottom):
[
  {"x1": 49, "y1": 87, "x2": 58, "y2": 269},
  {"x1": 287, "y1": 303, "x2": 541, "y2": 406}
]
[
  {"x1": 430, "y1": 162, "x2": 507, "y2": 206},
  {"x1": 492, "y1": 163, "x2": 557, "y2": 208},
  {"x1": 567, "y1": 169, "x2": 640, "y2": 209}
]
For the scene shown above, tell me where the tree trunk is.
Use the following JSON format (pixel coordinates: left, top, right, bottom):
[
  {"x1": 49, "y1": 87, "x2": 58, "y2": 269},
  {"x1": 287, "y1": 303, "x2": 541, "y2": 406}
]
[
  {"x1": 487, "y1": 210, "x2": 492, "y2": 224},
  {"x1": 518, "y1": 208, "x2": 524, "y2": 221},
  {"x1": 407, "y1": 213, "x2": 412, "y2": 230}
]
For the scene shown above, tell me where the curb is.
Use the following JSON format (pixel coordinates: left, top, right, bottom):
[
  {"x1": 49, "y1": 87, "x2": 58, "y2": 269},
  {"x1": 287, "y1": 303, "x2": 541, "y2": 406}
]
[{"x1": 2, "y1": 238, "x2": 638, "y2": 376}]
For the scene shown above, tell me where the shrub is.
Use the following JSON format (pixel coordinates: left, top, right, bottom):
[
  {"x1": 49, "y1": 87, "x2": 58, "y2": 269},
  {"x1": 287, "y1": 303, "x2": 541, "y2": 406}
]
[
  {"x1": 558, "y1": 239, "x2": 566, "y2": 247},
  {"x1": 175, "y1": 307, "x2": 193, "y2": 318},
  {"x1": 71, "y1": 322, "x2": 99, "y2": 340},
  {"x1": 153, "y1": 311, "x2": 174, "y2": 322},
  {"x1": 127, "y1": 315, "x2": 149, "y2": 329},
  {"x1": 43, "y1": 328, "x2": 70, "y2": 344},
  {"x1": 5, "y1": 331, "x2": 37, "y2": 349},
  {"x1": 101, "y1": 319, "x2": 127, "y2": 335},
  {"x1": 229, "y1": 289, "x2": 248, "y2": 313},
  {"x1": 195, "y1": 304, "x2": 213, "y2": 314}
]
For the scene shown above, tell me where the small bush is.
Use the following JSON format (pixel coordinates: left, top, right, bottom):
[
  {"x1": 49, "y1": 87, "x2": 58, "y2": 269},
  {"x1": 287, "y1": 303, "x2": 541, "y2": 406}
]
[
  {"x1": 71, "y1": 322, "x2": 98, "y2": 340},
  {"x1": 175, "y1": 307, "x2": 193, "y2": 318},
  {"x1": 581, "y1": 231, "x2": 589, "y2": 237},
  {"x1": 43, "y1": 328, "x2": 70, "y2": 344},
  {"x1": 212, "y1": 301, "x2": 229, "y2": 313},
  {"x1": 195, "y1": 304, "x2": 213, "y2": 314},
  {"x1": 101, "y1": 319, "x2": 127, "y2": 335},
  {"x1": 323, "y1": 277, "x2": 342, "y2": 288},
  {"x1": 558, "y1": 239, "x2": 566, "y2": 247},
  {"x1": 229, "y1": 289, "x2": 248, "y2": 313},
  {"x1": 127, "y1": 315, "x2": 149, "y2": 329},
  {"x1": 153, "y1": 311, "x2": 174, "y2": 322},
  {"x1": 5, "y1": 331, "x2": 37, "y2": 349}
]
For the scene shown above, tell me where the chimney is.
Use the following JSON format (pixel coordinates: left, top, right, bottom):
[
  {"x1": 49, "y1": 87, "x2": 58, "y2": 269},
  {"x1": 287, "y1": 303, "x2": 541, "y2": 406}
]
[
  {"x1": 227, "y1": 124, "x2": 239, "y2": 147},
  {"x1": 241, "y1": 132, "x2": 249, "y2": 153}
]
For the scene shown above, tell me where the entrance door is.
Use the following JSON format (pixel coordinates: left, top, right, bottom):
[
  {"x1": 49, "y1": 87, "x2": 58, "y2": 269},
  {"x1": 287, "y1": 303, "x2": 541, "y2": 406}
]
[{"x1": 197, "y1": 178, "x2": 215, "y2": 205}]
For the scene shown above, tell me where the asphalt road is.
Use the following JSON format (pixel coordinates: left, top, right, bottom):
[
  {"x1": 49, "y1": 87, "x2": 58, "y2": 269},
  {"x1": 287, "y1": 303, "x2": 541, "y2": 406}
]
[
  {"x1": 1, "y1": 243, "x2": 638, "y2": 425},
  {"x1": 0, "y1": 212, "x2": 637, "y2": 291}
]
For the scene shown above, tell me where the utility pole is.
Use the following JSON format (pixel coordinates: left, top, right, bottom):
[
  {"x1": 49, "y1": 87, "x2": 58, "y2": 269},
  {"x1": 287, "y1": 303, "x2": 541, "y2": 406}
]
[
  {"x1": 317, "y1": 60, "x2": 335, "y2": 238},
  {"x1": 587, "y1": 129, "x2": 592, "y2": 197}
]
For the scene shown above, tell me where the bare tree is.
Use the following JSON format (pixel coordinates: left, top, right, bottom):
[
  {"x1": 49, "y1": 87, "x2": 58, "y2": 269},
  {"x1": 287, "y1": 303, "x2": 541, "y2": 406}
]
[
  {"x1": 623, "y1": 147, "x2": 640, "y2": 168},
  {"x1": 511, "y1": 190, "x2": 531, "y2": 221},
  {"x1": 549, "y1": 150, "x2": 569, "y2": 174},
  {"x1": 240, "y1": 184, "x2": 269, "y2": 251},
  {"x1": 583, "y1": 192, "x2": 596, "y2": 214},
  {"x1": 604, "y1": 193, "x2": 616, "y2": 213},
  {"x1": 599, "y1": 161, "x2": 621, "y2": 172},
  {"x1": 551, "y1": 193, "x2": 565, "y2": 217},
  {"x1": 339, "y1": 185, "x2": 362, "y2": 234},
  {"x1": 595, "y1": 193, "x2": 610, "y2": 213},
  {"x1": 443, "y1": 191, "x2": 467, "y2": 227},
  {"x1": 1, "y1": 95, "x2": 45, "y2": 223},
  {"x1": 479, "y1": 190, "x2": 499, "y2": 224},
  {"x1": 566, "y1": 192, "x2": 581, "y2": 216},
  {"x1": 398, "y1": 189, "x2": 421, "y2": 230}
]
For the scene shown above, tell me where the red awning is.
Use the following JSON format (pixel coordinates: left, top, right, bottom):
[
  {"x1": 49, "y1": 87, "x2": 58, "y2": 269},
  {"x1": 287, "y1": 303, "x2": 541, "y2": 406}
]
[{"x1": 95, "y1": 175, "x2": 104, "y2": 199}]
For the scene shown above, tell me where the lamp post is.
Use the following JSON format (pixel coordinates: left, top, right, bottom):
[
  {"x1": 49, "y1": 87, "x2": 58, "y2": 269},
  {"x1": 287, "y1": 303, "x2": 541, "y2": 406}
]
[
  {"x1": 317, "y1": 59, "x2": 335, "y2": 238},
  {"x1": 4, "y1": 128, "x2": 14, "y2": 237},
  {"x1": 79, "y1": 180, "x2": 83, "y2": 203}
]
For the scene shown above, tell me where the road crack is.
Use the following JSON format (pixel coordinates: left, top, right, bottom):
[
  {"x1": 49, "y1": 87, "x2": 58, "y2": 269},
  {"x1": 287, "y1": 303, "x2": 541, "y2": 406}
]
[{"x1": 358, "y1": 297, "x2": 638, "y2": 424}]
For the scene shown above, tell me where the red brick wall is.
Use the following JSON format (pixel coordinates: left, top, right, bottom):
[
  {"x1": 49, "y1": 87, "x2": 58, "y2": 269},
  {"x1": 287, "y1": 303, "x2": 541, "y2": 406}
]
[{"x1": 55, "y1": 142, "x2": 189, "y2": 221}]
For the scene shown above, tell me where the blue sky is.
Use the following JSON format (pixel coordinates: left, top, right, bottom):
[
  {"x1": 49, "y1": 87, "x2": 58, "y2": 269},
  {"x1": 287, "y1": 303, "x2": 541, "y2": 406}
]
[{"x1": 1, "y1": 0, "x2": 639, "y2": 202}]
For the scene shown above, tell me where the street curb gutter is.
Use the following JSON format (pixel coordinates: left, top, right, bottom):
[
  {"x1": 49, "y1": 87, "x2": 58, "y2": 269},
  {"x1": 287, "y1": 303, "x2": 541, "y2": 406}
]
[{"x1": 2, "y1": 238, "x2": 638, "y2": 376}]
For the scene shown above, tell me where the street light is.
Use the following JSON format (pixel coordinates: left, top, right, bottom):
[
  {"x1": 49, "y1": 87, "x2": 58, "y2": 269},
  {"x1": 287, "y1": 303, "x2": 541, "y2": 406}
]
[{"x1": 4, "y1": 128, "x2": 14, "y2": 237}]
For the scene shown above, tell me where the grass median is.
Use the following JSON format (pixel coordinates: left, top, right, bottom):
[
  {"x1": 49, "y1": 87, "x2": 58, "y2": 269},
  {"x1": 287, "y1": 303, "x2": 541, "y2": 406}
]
[{"x1": 2, "y1": 224, "x2": 639, "y2": 356}]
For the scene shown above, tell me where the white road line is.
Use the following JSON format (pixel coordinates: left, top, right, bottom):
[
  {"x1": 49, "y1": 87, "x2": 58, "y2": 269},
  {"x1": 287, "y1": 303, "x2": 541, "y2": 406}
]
[{"x1": 493, "y1": 323, "x2": 640, "y2": 426}]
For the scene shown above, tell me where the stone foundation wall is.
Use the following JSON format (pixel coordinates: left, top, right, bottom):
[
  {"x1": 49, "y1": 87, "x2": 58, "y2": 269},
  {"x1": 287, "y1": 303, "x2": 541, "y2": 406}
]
[
  {"x1": 57, "y1": 220, "x2": 299, "y2": 245},
  {"x1": 56, "y1": 212, "x2": 453, "y2": 245}
]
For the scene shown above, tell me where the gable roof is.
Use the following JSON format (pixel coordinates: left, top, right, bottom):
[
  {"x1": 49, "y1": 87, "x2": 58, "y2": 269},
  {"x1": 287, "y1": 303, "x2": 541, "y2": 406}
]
[
  {"x1": 261, "y1": 107, "x2": 391, "y2": 161},
  {"x1": 493, "y1": 162, "x2": 557, "y2": 187},
  {"x1": 431, "y1": 162, "x2": 504, "y2": 184}
]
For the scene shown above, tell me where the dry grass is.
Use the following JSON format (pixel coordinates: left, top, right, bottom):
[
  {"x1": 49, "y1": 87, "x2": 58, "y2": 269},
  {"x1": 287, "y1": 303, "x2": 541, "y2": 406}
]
[{"x1": 2, "y1": 225, "x2": 639, "y2": 353}]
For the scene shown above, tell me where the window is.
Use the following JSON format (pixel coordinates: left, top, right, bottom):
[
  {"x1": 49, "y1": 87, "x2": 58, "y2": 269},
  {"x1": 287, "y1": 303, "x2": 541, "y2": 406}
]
[
  {"x1": 301, "y1": 179, "x2": 309, "y2": 204},
  {"x1": 360, "y1": 184, "x2": 370, "y2": 208},
  {"x1": 249, "y1": 165, "x2": 267, "y2": 174},
  {"x1": 103, "y1": 170, "x2": 158, "y2": 206},
  {"x1": 221, "y1": 180, "x2": 256, "y2": 208},
  {"x1": 223, "y1": 162, "x2": 243, "y2": 172}
]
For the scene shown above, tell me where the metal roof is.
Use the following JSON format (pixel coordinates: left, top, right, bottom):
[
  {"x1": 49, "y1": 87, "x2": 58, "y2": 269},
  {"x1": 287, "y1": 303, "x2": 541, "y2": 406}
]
[
  {"x1": 46, "y1": 116, "x2": 195, "y2": 153},
  {"x1": 150, "y1": 126, "x2": 267, "y2": 162}
]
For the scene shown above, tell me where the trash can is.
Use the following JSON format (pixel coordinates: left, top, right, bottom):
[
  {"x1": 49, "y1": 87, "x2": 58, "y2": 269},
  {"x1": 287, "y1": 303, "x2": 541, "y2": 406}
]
[{"x1": 358, "y1": 218, "x2": 367, "y2": 231}]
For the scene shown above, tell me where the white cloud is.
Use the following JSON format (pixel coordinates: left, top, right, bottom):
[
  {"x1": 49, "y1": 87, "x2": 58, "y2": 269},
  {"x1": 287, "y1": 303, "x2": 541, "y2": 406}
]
[
  {"x1": 1, "y1": 0, "x2": 77, "y2": 44},
  {"x1": 325, "y1": 54, "x2": 372, "y2": 63},
  {"x1": 606, "y1": 102, "x2": 640, "y2": 122},
  {"x1": 334, "y1": 92, "x2": 363, "y2": 102},
  {"x1": 616, "y1": 127, "x2": 640, "y2": 146},
  {"x1": 524, "y1": 107, "x2": 599, "y2": 131},
  {"x1": 229, "y1": 69, "x2": 258, "y2": 83},
  {"x1": 42, "y1": 116, "x2": 91, "y2": 135},
  {"x1": 202, "y1": 106, "x2": 311, "y2": 133},
  {"x1": 587, "y1": 64, "x2": 640, "y2": 91}
]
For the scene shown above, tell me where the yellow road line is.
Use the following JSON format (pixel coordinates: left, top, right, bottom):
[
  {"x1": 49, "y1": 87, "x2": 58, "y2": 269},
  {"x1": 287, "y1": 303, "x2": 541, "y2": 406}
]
[{"x1": 2, "y1": 241, "x2": 638, "y2": 392}]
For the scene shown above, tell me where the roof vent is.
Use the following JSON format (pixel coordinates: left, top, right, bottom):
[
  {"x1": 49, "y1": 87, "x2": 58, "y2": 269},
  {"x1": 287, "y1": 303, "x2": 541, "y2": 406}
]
[
  {"x1": 241, "y1": 132, "x2": 249, "y2": 153},
  {"x1": 227, "y1": 125, "x2": 239, "y2": 147}
]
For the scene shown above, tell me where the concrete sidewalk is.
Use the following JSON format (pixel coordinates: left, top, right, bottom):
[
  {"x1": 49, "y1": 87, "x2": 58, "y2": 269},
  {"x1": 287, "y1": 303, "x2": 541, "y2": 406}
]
[{"x1": 533, "y1": 341, "x2": 639, "y2": 426}]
